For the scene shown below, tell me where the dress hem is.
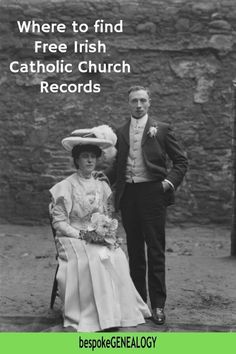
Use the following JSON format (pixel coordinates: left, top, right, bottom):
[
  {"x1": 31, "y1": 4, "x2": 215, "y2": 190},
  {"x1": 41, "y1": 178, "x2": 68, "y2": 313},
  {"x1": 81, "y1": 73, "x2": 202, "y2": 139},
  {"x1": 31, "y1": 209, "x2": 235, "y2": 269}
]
[{"x1": 63, "y1": 317, "x2": 147, "y2": 332}]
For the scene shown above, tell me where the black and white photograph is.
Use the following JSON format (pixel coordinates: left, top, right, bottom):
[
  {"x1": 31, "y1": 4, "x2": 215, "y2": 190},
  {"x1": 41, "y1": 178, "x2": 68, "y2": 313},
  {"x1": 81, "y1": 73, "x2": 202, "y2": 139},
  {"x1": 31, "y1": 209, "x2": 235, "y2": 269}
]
[{"x1": 0, "y1": 0, "x2": 236, "y2": 335}]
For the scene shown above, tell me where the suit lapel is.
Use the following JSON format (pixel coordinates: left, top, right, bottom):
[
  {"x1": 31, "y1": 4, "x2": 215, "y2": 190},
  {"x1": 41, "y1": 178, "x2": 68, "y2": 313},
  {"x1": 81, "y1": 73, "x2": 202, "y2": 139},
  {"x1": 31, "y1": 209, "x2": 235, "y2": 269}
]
[
  {"x1": 121, "y1": 116, "x2": 157, "y2": 146},
  {"x1": 141, "y1": 117, "x2": 153, "y2": 146},
  {"x1": 120, "y1": 118, "x2": 131, "y2": 146}
]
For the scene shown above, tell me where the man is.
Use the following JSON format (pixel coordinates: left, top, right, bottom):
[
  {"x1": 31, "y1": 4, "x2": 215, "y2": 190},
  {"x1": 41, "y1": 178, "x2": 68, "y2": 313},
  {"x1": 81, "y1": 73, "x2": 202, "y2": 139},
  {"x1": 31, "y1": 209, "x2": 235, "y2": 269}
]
[{"x1": 110, "y1": 86, "x2": 188, "y2": 325}]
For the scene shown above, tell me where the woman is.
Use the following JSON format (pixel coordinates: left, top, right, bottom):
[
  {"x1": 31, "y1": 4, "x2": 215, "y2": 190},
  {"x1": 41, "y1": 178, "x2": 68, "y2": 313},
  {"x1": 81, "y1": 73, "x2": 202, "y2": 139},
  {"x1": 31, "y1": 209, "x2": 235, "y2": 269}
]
[{"x1": 49, "y1": 125, "x2": 151, "y2": 332}]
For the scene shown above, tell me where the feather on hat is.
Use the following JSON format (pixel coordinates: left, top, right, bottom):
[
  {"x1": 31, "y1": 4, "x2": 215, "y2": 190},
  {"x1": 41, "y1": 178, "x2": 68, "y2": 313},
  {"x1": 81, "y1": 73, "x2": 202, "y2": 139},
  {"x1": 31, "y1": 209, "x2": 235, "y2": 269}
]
[{"x1": 63, "y1": 125, "x2": 117, "y2": 169}]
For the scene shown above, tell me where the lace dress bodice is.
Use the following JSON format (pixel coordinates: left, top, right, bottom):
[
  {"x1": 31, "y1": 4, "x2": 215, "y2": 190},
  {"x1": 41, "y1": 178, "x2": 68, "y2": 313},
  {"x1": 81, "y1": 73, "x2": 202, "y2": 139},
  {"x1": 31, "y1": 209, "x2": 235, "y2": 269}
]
[{"x1": 50, "y1": 172, "x2": 111, "y2": 237}]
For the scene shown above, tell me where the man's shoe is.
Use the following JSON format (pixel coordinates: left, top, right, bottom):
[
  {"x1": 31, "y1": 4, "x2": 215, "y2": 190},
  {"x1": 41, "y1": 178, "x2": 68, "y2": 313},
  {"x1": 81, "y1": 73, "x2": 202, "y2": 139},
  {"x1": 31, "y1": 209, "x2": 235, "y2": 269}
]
[{"x1": 151, "y1": 307, "x2": 165, "y2": 325}]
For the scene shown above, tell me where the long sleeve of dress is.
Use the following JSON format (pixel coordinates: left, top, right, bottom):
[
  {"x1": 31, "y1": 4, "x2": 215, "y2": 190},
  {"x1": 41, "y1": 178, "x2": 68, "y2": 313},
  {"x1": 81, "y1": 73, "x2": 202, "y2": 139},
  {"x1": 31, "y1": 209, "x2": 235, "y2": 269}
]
[
  {"x1": 55, "y1": 221, "x2": 80, "y2": 238},
  {"x1": 49, "y1": 180, "x2": 80, "y2": 238}
]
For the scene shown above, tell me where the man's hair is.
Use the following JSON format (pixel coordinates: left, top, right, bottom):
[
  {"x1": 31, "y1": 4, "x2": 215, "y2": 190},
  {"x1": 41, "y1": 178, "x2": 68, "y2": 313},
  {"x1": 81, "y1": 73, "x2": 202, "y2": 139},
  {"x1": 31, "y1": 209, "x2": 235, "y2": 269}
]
[{"x1": 128, "y1": 85, "x2": 150, "y2": 97}]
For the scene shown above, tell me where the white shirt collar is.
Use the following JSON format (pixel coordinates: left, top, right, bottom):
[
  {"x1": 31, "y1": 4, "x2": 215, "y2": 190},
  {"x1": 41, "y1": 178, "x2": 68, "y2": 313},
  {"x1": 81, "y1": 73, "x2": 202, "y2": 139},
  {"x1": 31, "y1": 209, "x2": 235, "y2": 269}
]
[{"x1": 130, "y1": 114, "x2": 148, "y2": 128}]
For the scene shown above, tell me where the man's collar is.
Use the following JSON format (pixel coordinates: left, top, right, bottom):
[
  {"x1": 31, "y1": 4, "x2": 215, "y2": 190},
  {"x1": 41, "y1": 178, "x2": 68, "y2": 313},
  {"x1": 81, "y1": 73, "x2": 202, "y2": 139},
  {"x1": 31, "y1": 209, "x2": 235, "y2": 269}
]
[{"x1": 130, "y1": 114, "x2": 148, "y2": 127}]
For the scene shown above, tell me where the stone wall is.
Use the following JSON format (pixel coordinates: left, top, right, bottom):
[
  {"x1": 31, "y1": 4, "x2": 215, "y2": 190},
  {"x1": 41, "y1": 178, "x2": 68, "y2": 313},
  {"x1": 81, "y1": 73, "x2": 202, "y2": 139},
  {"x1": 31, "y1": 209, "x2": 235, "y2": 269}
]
[{"x1": 0, "y1": 0, "x2": 235, "y2": 224}]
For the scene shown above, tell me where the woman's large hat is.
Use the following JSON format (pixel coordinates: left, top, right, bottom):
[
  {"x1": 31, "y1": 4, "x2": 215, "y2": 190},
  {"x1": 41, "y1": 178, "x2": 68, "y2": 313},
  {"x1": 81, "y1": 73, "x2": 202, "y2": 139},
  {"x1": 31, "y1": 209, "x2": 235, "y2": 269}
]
[{"x1": 61, "y1": 125, "x2": 117, "y2": 152}]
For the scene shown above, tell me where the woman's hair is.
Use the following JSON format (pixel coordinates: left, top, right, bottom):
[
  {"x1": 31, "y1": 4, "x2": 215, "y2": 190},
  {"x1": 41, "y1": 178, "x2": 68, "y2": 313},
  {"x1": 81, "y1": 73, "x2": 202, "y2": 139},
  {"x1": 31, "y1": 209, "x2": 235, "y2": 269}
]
[{"x1": 72, "y1": 144, "x2": 102, "y2": 169}]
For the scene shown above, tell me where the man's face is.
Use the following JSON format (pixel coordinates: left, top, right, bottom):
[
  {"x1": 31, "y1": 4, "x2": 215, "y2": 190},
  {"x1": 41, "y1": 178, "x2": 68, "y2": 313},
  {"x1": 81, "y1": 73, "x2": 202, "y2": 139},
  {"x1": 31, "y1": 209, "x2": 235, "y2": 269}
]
[{"x1": 128, "y1": 89, "x2": 150, "y2": 119}]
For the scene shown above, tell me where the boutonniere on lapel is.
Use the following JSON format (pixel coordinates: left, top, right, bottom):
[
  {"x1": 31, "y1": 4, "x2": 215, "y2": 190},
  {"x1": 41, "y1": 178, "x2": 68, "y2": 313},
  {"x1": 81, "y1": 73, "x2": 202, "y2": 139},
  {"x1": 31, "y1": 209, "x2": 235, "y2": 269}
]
[{"x1": 147, "y1": 124, "x2": 158, "y2": 138}]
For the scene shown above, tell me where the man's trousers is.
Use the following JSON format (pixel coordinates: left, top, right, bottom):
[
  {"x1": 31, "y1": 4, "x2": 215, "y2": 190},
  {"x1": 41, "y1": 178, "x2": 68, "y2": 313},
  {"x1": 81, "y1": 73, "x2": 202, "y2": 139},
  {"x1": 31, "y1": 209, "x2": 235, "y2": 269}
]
[{"x1": 120, "y1": 181, "x2": 167, "y2": 308}]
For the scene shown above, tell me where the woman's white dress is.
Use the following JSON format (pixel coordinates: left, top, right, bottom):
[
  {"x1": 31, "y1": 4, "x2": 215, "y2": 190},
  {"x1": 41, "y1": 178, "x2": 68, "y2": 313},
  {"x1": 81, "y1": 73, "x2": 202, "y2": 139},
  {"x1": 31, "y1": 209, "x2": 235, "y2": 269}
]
[{"x1": 50, "y1": 172, "x2": 151, "y2": 332}]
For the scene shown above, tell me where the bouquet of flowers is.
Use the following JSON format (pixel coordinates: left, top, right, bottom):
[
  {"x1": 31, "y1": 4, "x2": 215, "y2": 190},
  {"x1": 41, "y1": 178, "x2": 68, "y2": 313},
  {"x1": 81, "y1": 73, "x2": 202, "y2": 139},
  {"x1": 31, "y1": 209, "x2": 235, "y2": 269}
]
[{"x1": 80, "y1": 212, "x2": 122, "y2": 248}]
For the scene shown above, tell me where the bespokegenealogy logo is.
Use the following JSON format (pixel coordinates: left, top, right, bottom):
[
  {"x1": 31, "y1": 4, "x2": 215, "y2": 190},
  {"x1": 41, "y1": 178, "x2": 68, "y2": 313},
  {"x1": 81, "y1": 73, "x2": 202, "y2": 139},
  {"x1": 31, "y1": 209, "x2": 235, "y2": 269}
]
[{"x1": 78, "y1": 335, "x2": 158, "y2": 351}]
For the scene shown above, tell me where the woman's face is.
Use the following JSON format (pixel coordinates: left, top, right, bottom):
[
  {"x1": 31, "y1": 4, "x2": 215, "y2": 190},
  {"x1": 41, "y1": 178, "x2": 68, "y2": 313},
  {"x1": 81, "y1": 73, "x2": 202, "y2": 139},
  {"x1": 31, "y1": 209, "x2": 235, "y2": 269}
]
[{"x1": 76, "y1": 151, "x2": 97, "y2": 175}]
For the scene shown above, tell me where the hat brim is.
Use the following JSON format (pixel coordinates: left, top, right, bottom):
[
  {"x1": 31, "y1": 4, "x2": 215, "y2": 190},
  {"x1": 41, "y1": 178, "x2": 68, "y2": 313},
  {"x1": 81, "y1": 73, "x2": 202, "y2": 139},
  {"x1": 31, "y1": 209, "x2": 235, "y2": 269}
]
[{"x1": 61, "y1": 137, "x2": 113, "y2": 152}]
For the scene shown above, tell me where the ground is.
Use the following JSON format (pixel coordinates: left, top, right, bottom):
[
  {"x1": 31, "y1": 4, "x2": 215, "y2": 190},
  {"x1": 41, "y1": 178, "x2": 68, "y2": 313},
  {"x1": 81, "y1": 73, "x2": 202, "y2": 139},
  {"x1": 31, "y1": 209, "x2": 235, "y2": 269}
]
[{"x1": 0, "y1": 222, "x2": 236, "y2": 332}]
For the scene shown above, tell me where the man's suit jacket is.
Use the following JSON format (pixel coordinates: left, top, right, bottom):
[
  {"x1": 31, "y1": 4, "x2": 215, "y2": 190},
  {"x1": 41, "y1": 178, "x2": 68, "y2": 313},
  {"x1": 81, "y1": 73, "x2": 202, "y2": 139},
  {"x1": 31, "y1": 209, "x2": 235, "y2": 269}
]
[{"x1": 110, "y1": 117, "x2": 188, "y2": 211}]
